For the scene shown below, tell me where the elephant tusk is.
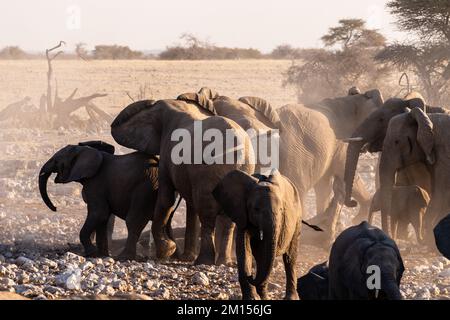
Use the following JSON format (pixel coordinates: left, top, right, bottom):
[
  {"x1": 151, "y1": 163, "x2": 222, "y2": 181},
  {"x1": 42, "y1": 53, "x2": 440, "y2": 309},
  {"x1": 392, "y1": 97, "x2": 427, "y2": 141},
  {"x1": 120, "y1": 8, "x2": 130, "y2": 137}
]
[
  {"x1": 375, "y1": 289, "x2": 379, "y2": 299},
  {"x1": 260, "y1": 230, "x2": 264, "y2": 241},
  {"x1": 310, "y1": 272, "x2": 325, "y2": 280},
  {"x1": 342, "y1": 137, "x2": 364, "y2": 142}
]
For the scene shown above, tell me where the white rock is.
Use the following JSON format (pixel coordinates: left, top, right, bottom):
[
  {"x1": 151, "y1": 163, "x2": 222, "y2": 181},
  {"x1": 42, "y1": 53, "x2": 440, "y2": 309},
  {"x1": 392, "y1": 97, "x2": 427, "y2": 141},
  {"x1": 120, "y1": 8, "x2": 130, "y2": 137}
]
[
  {"x1": 0, "y1": 255, "x2": 5, "y2": 263},
  {"x1": 56, "y1": 268, "x2": 82, "y2": 290},
  {"x1": 63, "y1": 252, "x2": 85, "y2": 264},
  {"x1": 80, "y1": 261, "x2": 94, "y2": 271},
  {"x1": 192, "y1": 272, "x2": 209, "y2": 286}
]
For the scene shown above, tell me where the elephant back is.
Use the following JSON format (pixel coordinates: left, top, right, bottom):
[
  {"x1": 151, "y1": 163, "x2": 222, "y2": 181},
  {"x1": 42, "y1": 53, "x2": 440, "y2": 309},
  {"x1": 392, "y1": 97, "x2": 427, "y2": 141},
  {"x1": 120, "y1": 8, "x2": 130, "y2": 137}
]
[
  {"x1": 238, "y1": 96, "x2": 281, "y2": 130},
  {"x1": 177, "y1": 92, "x2": 217, "y2": 115}
]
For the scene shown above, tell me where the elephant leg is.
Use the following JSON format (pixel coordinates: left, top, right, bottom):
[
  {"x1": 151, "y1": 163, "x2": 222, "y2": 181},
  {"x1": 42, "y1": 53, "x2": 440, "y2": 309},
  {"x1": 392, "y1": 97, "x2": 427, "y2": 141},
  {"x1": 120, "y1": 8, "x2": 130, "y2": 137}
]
[
  {"x1": 396, "y1": 220, "x2": 409, "y2": 240},
  {"x1": 95, "y1": 222, "x2": 110, "y2": 257},
  {"x1": 314, "y1": 175, "x2": 333, "y2": 216},
  {"x1": 179, "y1": 203, "x2": 200, "y2": 262},
  {"x1": 283, "y1": 234, "x2": 299, "y2": 300},
  {"x1": 412, "y1": 208, "x2": 425, "y2": 243},
  {"x1": 80, "y1": 205, "x2": 109, "y2": 257},
  {"x1": 118, "y1": 206, "x2": 152, "y2": 261},
  {"x1": 256, "y1": 283, "x2": 269, "y2": 300},
  {"x1": 195, "y1": 212, "x2": 217, "y2": 265},
  {"x1": 236, "y1": 230, "x2": 258, "y2": 300},
  {"x1": 216, "y1": 215, "x2": 235, "y2": 266},
  {"x1": 106, "y1": 215, "x2": 115, "y2": 247},
  {"x1": 352, "y1": 175, "x2": 371, "y2": 224},
  {"x1": 151, "y1": 184, "x2": 177, "y2": 259}
]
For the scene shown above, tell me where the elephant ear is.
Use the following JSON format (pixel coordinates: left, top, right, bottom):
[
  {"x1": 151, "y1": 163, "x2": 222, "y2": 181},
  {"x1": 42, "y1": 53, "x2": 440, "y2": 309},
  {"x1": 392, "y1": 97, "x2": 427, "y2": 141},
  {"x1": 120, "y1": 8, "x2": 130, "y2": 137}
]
[
  {"x1": 67, "y1": 147, "x2": 103, "y2": 182},
  {"x1": 364, "y1": 89, "x2": 384, "y2": 108},
  {"x1": 198, "y1": 87, "x2": 220, "y2": 100},
  {"x1": 212, "y1": 170, "x2": 258, "y2": 228},
  {"x1": 410, "y1": 108, "x2": 435, "y2": 165},
  {"x1": 406, "y1": 97, "x2": 426, "y2": 110},
  {"x1": 238, "y1": 96, "x2": 281, "y2": 129},
  {"x1": 78, "y1": 141, "x2": 115, "y2": 155},
  {"x1": 177, "y1": 92, "x2": 217, "y2": 115}
]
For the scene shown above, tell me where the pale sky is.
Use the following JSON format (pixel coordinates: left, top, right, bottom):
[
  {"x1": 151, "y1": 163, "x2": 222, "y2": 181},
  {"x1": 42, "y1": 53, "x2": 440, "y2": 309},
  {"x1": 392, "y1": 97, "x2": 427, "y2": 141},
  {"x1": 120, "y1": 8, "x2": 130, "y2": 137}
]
[{"x1": 0, "y1": 0, "x2": 405, "y2": 53}]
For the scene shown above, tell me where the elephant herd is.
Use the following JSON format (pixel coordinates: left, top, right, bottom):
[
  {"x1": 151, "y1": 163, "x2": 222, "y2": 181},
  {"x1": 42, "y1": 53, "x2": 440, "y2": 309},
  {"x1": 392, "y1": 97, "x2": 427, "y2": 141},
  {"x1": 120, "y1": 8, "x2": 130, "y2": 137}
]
[{"x1": 38, "y1": 86, "x2": 450, "y2": 300}]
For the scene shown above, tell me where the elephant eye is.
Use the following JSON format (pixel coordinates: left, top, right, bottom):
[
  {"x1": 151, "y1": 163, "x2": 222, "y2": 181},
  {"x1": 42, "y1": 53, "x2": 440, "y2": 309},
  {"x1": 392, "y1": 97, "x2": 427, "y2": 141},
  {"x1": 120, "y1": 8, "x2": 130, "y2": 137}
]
[{"x1": 394, "y1": 140, "x2": 399, "y2": 145}]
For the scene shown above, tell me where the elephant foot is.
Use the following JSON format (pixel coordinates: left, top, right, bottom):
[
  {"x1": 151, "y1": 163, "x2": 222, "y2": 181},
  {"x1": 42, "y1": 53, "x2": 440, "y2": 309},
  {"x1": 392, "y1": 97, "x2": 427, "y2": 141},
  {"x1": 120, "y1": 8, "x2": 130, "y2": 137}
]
[
  {"x1": 178, "y1": 251, "x2": 197, "y2": 262},
  {"x1": 216, "y1": 256, "x2": 234, "y2": 266},
  {"x1": 284, "y1": 292, "x2": 299, "y2": 300},
  {"x1": 156, "y1": 238, "x2": 177, "y2": 259},
  {"x1": 194, "y1": 253, "x2": 216, "y2": 266},
  {"x1": 84, "y1": 246, "x2": 99, "y2": 258},
  {"x1": 115, "y1": 250, "x2": 137, "y2": 262}
]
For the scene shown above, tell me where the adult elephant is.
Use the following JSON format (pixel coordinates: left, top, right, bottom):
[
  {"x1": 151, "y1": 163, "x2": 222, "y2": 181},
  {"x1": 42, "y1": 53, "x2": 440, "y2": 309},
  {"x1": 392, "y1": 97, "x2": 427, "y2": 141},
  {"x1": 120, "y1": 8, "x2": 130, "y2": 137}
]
[
  {"x1": 276, "y1": 88, "x2": 383, "y2": 207},
  {"x1": 377, "y1": 108, "x2": 450, "y2": 241},
  {"x1": 110, "y1": 98, "x2": 255, "y2": 265},
  {"x1": 343, "y1": 95, "x2": 449, "y2": 234}
]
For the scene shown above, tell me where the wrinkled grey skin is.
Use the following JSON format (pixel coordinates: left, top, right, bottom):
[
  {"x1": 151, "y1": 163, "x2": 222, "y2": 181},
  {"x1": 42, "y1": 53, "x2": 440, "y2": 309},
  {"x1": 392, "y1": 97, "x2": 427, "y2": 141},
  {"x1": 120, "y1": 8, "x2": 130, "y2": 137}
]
[
  {"x1": 328, "y1": 222, "x2": 404, "y2": 300},
  {"x1": 434, "y1": 214, "x2": 450, "y2": 259},
  {"x1": 213, "y1": 170, "x2": 301, "y2": 300},
  {"x1": 111, "y1": 99, "x2": 254, "y2": 265},
  {"x1": 39, "y1": 141, "x2": 160, "y2": 260},
  {"x1": 369, "y1": 185, "x2": 430, "y2": 242},
  {"x1": 378, "y1": 109, "x2": 450, "y2": 243},
  {"x1": 344, "y1": 96, "x2": 449, "y2": 210},
  {"x1": 297, "y1": 262, "x2": 329, "y2": 300}
]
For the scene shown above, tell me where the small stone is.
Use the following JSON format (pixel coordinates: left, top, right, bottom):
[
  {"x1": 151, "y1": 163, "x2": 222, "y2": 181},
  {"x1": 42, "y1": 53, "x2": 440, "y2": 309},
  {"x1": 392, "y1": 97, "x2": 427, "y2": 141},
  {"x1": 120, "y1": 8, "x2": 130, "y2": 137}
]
[
  {"x1": 44, "y1": 285, "x2": 65, "y2": 295},
  {"x1": 39, "y1": 258, "x2": 58, "y2": 269},
  {"x1": 438, "y1": 269, "x2": 450, "y2": 277},
  {"x1": 63, "y1": 252, "x2": 85, "y2": 264},
  {"x1": 101, "y1": 285, "x2": 115, "y2": 296},
  {"x1": 0, "y1": 255, "x2": 5, "y2": 263},
  {"x1": 80, "y1": 261, "x2": 94, "y2": 271},
  {"x1": 153, "y1": 287, "x2": 170, "y2": 299},
  {"x1": 15, "y1": 256, "x2": 34, "y2": 269},
  {"x1": 0, "y1": 277, "x2": 16, "y2": 290},
  {"x1": 192, "y1": 272, "x2": 209, "y2": 286},
  {"x1": 416, "y1": 288, "x2": 431, "y2": 300},
  {"x1": 112, "y1": 280, "x2": 127, "y2": 291},
  {"x1": 56, "y1": 268, "x2": 82, "y2": 290}
]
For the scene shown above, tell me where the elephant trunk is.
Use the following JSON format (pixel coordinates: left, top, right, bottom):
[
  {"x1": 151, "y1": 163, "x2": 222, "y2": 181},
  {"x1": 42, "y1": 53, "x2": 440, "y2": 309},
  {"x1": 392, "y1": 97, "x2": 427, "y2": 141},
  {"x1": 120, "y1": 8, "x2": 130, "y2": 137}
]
[
  {"x1": 379, "y1": 155, "x2": 396, "y2": 234},
  {"x1": 39, "y1": 158, "x2": 57, "y2": 212},
  {"x1": 382, "y1": 278, "x2": 402, "y2": 300},
  {"x1": 248, "y1": 218, "x2": 276, "y2": 287},
  {"x1": 344, "y1": 140, "x2": 365, "y2": 208}
]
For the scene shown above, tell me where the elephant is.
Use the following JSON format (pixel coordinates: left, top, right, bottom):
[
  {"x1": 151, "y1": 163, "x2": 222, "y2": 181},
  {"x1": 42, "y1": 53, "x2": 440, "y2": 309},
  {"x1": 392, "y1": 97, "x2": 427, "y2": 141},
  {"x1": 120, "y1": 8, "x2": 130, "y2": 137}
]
[
  {"x1": 296, "y1": 262, "x2": 329, "y2": 300},
  {"x1": 369, "y1": 185, "x2": 430, "y2": 242},
  {"x1": 434, "y1": 214, "x2": 450, "y2": 259},
  {"x1": 276, "y1": 88, "x2": 382, "y2": 224},
  {"x1": 328, "y1": 221, "x2": 404, "y2": 300},
  {"x1": 184, "y1": 88, "x2": 373, "y2": 223},
  {"x1": 212, "y1": 170, "x2": 302, "y2": 300},
  {"x1": 344, "y1": 95, "x2": 449, "y2": 213},
  {"x1": 377, "y1": 108, "x2": 450, "y2": 241},
  {"x1": 111, "y1": 97, "x2": 254, "y2": 265},
  {"x1": 38, "y1": 141, "x2": 163, "y2": 260}
]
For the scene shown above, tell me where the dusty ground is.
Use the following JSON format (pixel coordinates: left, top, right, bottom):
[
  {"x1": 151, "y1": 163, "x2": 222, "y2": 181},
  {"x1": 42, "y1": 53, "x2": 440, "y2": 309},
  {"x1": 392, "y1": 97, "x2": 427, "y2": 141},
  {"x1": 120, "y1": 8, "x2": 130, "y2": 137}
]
[{"x1": 0, "y1": 60, "x2": 449, "y2": 300}]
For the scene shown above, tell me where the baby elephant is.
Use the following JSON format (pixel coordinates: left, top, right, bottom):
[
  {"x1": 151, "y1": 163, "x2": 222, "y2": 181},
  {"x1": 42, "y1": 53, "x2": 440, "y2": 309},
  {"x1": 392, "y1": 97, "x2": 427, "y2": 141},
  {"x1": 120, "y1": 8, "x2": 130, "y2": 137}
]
[
  {"x1": 328, "y1": 222, "x2": 404, "y2": 300},
  {"x1": 297, "y1": 262, "x2": 329, "y2": 300},
  {"x1": 369, "y1": 185, "x2": 430, "y2": 242},
  {"x1": 39, "y1": 141, "x2": 159, "y2": 260},
  {"x1": 213, "y1": 170, "x2": 301, "y2": 300}
]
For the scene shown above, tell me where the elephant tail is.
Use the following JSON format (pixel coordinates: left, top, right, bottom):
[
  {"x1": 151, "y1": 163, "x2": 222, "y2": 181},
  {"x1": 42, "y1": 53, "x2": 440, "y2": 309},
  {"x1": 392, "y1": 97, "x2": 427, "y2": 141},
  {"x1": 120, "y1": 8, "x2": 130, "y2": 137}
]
[{"x1": 302, "y1": 220, "x2": 324, "y2": 232}]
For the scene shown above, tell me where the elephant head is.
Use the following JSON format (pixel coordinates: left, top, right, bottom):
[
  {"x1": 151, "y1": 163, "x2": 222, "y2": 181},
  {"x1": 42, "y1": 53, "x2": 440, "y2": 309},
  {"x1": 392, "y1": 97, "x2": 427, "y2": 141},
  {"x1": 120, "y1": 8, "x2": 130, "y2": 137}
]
[
  {"x1": 39, "y1": 145, "x2": 104, "y2": 211},
  {"x1": 316, "y1": 88, "x2": 384, "y2": 139},
  {"x1": 343, "y1": 97, "x2": 428, "y2": 207},
  {"x1": 343, "y1": 238, "x2": 404, "y2": 300},
  {"x1": 378, "y1": 108, "x2": 435, "y2": 233},
  {"x1": 297, "y1": 262, "x2": 329, "y2": 300},
  {"x1": 212, "y1": 170, "x2": 291, "y2": 287}
]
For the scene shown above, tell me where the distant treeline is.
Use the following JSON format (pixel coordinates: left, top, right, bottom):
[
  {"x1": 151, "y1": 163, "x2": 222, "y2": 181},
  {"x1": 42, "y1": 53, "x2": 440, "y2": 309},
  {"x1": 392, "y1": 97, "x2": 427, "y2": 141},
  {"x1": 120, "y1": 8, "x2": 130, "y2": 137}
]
[{"x1": 0, "y1": 42, "x2": 304, "y2": 60}]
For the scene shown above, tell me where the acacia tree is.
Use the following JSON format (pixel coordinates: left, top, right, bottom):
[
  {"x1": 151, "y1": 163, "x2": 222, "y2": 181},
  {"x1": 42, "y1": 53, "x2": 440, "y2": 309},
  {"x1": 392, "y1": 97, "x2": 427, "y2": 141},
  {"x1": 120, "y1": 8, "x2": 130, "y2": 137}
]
[
  {"x1": 284, "y1": 19, "x2": 389, "y2": 103},
  {"x1": 376, "y1": 0, "x2": 450, "y2": 105}
]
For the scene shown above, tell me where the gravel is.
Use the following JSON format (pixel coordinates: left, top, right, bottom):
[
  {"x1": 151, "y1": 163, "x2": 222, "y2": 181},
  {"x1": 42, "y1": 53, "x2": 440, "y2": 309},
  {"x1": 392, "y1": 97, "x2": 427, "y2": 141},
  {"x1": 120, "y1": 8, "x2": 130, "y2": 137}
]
[{"x1": 0, "y1": 128, "x2": 449, "y2": 300}]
